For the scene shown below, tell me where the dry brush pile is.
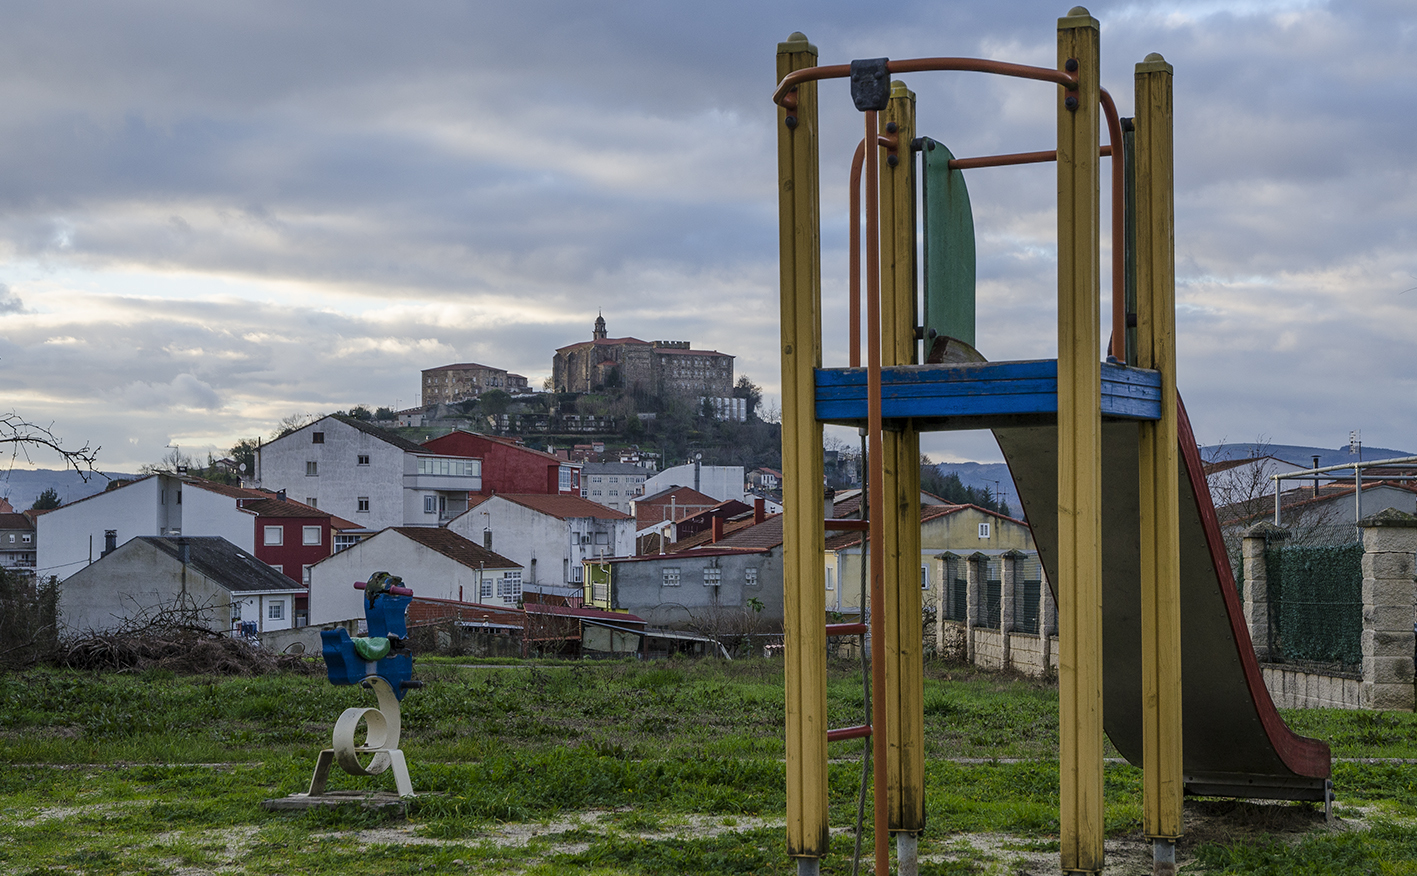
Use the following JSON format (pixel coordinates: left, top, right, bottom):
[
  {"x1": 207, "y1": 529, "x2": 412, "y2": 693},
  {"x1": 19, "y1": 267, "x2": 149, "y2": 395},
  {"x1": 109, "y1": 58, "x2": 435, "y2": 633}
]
[{"x1": 59, "y1": 595, "x2": 318, "y2": 676}]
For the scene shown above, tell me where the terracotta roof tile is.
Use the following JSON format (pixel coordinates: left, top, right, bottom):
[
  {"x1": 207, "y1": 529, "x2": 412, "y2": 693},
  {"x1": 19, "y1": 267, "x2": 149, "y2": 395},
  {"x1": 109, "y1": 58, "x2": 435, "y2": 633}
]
[
  {"x1": 422, "y1": 362, "x2": 503, "y2": 373},
  {"x1": 474, "y1": 493, "x2": 630, "y2": 521},
  {"x1": 238, "y1": 498, "x2": 333, "y2": 519}
]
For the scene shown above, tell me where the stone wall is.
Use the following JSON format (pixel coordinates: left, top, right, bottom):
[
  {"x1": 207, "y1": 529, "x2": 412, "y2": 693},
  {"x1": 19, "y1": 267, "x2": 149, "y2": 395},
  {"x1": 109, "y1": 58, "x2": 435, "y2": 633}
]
[
  {"x1": 936, "y1": 551, "x2": 1057, "y2": 676},
  {"x1": 1243, "y1": 508, "x2": 1417, "y2": 711},
  {"x1": 1261, "y1": 664, "x2": 1363, "y2": 710}
]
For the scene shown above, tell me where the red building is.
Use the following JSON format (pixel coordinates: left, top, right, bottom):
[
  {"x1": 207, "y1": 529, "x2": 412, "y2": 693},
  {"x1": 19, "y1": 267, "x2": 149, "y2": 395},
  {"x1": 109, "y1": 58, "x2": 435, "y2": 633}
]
[
  {"x1": 240, "y1": 497, "x2": 341, "y2": 584},
  {"x1": 422, "y1": 431, "x2": 581, "y2": 495}
]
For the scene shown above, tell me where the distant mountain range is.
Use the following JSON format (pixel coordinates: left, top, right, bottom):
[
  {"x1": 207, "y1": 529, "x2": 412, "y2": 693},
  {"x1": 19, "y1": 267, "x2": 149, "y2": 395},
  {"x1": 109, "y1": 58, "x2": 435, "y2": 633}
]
[
  {"x1": 929, "y1": 442, "x2": 1414, "y2": 511},
  {"x1": 1198, "y1": 443, "x2": 1414, "y2": 469},
  {"x1": 0, "y1": 468, "x2": 134, "y2": 511},
  {"x1": 928, "y1": 461, "x2": 1017, "y2": 505}
]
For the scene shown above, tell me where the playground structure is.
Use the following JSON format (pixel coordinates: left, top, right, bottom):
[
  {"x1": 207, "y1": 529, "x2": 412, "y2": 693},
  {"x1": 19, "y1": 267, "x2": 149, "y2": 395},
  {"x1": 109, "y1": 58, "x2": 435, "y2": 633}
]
[
  {"x1": 774, "y1": 8, "x2": 1331, "y2": 875},
  {"x1": 306, "y1": 572, "x2": 423, "y2": 799}
]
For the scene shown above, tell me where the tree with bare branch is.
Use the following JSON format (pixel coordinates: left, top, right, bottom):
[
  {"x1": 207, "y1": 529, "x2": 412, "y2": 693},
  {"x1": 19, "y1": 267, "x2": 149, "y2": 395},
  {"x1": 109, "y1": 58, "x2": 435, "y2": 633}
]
[{"x1": 2, "y1": 411, "x2": 101, "y2": 480}]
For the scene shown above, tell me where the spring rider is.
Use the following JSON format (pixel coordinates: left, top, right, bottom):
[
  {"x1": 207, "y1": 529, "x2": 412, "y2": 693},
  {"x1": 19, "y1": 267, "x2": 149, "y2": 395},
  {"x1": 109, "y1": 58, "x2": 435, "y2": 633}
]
[{"x1": 306, "y1": 571, "x2": 423, "y2": 798}]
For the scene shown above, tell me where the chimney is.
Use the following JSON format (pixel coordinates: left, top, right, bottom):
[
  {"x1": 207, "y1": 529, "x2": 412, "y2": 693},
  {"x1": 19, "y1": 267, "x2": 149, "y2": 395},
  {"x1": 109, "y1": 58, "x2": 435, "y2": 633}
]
[
  {"x1": 711, "y1": 516, "x2": 724, "y2": 543},
  {"x1": 754, "y1": 497, "x2": 766, "y2": 525},
  {"x1": 276, "y1": 489, "x2": 287, "y2": 502},
  {"x1": 823, "y1": 487, "x2": 836, "y2": 521},
  {"x1": 1312, "y1": 455, "x2": 1321, "y2": 498},
  {"x1": 102, "y1": 529, "x2": 117, "y2": 557},
  {"x1": 179, "y1": 541, "x2": 190, "y2": 565}
]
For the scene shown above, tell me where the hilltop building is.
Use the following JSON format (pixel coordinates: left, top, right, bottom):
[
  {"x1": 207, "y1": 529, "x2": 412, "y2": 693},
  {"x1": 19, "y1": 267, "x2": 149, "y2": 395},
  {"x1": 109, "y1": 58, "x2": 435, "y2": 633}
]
[
  {"x1": 421, "y1": 362, "x2": 529, "y2": 406},
  {"x1": 552, "y1": 315, "x2": 734, "y2": 398}
]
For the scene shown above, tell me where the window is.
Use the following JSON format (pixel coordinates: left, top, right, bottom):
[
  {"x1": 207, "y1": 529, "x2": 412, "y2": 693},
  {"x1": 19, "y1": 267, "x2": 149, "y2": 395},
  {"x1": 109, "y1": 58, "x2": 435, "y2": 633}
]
[
  {"x1": 357, "y1": 497, "x2": 370, "y2": 513},
  {"x1": 703, "y1": 567, "x2": 721, "y2": 587},
  {"x1": 6, "y1": 534, "x2": 12, "y2": 543},
  {"x1": 306, "y1": 497, "x2": 318, "y2": 508},
  {"x1": 306, "y1": 461, "x2": 318, "y2": 477},
  {"x1": 268, "y1": 601, "x2": 285, "y2": 620},
  {"x1": 593, "y1": 490, "x2": 602, "y2": 497},
  {"x1": 312, "y1": 432, "x2": 325, "y2": 444},
  {"x1": 416, "y1": 457, "x2": 479, "y2": 477},
  {"x1": 424, "y1": 495, "x2": 437, "y2": 514},
  {"x1": 22, "y1": 534, "x2": 32, "y2": 544},
  {"x1": 558, "y1": 467, "x2": 572, "y2": 492},
  {"x1": 303, "y1": 565, "x2": 313, "y2": 585},
  {"x1": 978, "y1": 522, "x2": 991, "y2": 539},
  {"x1": 921, "y1": 564, "x2": 929, "y2": 590},
  {"x1": 594, "y1": 532, "x2": 608, "y2": 545},
  {"x1": 302, "y1": 526, "x2": 321, "y2": 546},
  {"x1": 481, "y1": 576, "x2": 493, "y2": 599},
  {"x1": 498, "y1": 571, "x2": 522, "y2": 604},
  {"x1": 662, "y1": 567, "x2": 680, "y2": 587},
  {"x1": 270, "y1": 564, "x2": 283, "y2": 574},
  {"x1": 610, "y1": 490, "x2": 618, "y2": 497},
  {"x1": 357, "y1": 454, "x2": 370, "y2": 466},
  {"x1": 610, "y1": 476, "x2": 619, "y2": 484},
  {"x1": 593, "y1": 476, "x2": 602, "y2": 484},
  {"x1": 745, "y1": 568, "x2": 758, "y2": 587},
  {"x1": 826, "y1": 567, "x2": 835, "y2": 591},
  {"x1": 263, "y1": 526, "x2": 283, "y2": 546},
  {"x1": 334, "y1": 534, "x2": 359, "y2": 552}
]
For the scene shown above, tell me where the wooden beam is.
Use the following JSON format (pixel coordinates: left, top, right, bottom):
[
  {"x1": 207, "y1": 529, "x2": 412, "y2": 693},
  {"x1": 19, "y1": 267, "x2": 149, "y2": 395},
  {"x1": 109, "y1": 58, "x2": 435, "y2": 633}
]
[
  {"x1": 879, "y1": 80, "x2": 926, "y2": 837},
  {"x1": 1056, "y1": 7, "x2": 1104, "y2": 873},
  {"x1": 1135, "y1": 50, "x2": 1184, "y2": 845},
  {"x1": 776, "y1": 31, "x2": 830, "y2": 861}
]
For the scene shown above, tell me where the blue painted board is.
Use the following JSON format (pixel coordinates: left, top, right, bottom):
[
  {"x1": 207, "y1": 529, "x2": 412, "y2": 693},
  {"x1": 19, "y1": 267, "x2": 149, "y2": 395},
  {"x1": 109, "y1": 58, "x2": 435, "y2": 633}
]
[{"x1": 816, "y1": 359, "x2": 1161, "y2": 427}]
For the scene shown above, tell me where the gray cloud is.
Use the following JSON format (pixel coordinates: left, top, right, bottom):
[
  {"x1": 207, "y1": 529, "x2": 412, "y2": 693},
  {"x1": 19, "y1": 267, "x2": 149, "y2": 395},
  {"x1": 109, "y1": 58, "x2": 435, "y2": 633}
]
[
  {"x1": 0, "y1": 283, "x2": 22, "y2": 313},
  {"x1": 0, "y1": 0, "x2": 1414, "y2": 469}
]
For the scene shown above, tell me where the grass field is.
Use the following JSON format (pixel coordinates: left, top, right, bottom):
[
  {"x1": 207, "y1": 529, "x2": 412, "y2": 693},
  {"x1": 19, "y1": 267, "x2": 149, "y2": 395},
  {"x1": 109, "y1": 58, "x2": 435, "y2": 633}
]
[{"x1": 2, "y1": 658, "x2": 1415, "y2": 874}]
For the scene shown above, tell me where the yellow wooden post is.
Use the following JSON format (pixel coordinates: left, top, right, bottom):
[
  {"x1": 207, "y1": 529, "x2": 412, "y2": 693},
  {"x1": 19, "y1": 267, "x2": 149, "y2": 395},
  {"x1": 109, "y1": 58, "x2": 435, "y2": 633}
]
[
  {"x1": 878, "y1": 81, "x2": 926, "y2": 840},
  {"x1": 776, "y1": 32, "x2": 830, "y2": 862},
  {"x1": 1056, "y1": 7, "x2": 1104, "y2": 873},
  {"x1": 1135, "y1": 51, "x2": 1183, "y2": 859}
]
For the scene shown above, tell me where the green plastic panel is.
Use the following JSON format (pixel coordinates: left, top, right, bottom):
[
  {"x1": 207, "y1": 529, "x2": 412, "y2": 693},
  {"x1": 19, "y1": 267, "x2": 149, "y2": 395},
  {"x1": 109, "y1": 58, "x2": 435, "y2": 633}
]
[{"x1": 921, "y1": 139, "x2": 976, "y2": 347}]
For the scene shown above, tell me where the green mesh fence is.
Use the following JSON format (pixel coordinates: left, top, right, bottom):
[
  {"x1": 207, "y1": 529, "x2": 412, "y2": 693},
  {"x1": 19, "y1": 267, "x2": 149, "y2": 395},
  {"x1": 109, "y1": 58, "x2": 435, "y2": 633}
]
[
  {"x1": 984, "y1": 557, "x2": 1002, "y2": 629},
  {"x1": 950, "y1": 576, "x2": 967, "y2": 622},
  {"x1": 1019, "y1": 579, "x2": 1041, "y2": 634},
  {"x1": 1265, "y1": 542, "x2": 1363, "y2": 666}
]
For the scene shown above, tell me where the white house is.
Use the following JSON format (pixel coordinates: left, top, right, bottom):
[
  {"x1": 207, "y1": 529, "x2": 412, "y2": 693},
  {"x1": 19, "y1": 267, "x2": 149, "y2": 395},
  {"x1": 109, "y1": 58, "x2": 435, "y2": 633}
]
[
  {"x1": 58, "y1": 536, "x2": 304, "y2": 635},
  {"x1": 446, "y1": 494, "x2": 634, "y2": 591},
  {"x1": 307, "y1": 527, "x2": 522, "y2": 626},
  {"x1": 36, "y1": 475, "x2": 258, "y2": 581},
  {"x1": 642, "y1": 463, "x2": 745, "y2": 505},
  {"x1": 255, "y1": 414, "x2": 481, "y2": 531}
]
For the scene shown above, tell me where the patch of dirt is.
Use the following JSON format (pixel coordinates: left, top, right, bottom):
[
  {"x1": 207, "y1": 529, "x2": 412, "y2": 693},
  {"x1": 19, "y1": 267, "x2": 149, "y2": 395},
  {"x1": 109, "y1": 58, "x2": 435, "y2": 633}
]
[
  {"x1": 922, "y1": 799, "x2": 1348, "y2": 874},
  {"x1": 16, "y1": 799, "x2": 143, "y2": 826},
  {"x1": 287, "y1": 798, "x2": 1349, "y2": 873}
]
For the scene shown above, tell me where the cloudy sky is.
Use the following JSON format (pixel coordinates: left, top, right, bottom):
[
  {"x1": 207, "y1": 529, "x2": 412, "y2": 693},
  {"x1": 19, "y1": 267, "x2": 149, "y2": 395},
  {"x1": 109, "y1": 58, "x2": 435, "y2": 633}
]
[{"x1": 1, "y1": 0, "x2": 1413, "y2": 474}]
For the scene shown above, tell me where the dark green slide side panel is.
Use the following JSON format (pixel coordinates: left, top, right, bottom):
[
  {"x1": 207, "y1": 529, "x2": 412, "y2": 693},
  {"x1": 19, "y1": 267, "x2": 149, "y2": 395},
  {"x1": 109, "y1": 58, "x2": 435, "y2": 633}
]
[{"x1": 921, "y1": 140, "x2": 976, "y2": 347}]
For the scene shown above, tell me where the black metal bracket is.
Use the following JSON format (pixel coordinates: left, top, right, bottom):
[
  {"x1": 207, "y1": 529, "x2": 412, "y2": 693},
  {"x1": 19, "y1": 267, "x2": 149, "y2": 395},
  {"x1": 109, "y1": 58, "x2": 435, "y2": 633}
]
[{"x1": 850, "y1": 58, "x2": 890, "y2": 111}]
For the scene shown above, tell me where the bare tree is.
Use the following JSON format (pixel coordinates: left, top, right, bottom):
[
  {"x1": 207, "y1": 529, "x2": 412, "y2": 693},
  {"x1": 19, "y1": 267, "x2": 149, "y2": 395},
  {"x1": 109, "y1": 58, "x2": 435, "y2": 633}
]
[
  {"x1": 684, "y1": 600, "x2": 771, "y2": 658},
  {"x1": 271, "y1": 412, "x2": 321, "y2": 440},
  {"x1": 2, "y1": 411, "x2": 101, "y2": 480},
  {"x1": 1206, "y1": 438, "x2": 1351, "y2": 577}
]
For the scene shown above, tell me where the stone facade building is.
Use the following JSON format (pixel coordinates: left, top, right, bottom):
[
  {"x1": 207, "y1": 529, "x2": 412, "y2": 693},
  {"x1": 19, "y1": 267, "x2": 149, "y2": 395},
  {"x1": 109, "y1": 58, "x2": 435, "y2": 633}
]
[
  {"x1": 552, "y1": 315, "x2": 733, "y2": 398},
  {"x1": 421, "y1": 362, "x2": 528, "y2": 406}
]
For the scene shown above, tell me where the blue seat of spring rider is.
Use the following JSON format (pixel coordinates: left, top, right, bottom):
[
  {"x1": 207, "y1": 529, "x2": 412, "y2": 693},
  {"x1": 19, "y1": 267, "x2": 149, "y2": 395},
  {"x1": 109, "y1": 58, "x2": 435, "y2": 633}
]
[{"x1": 320, "y1": 572, "x2": 417, "y2": 701}]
